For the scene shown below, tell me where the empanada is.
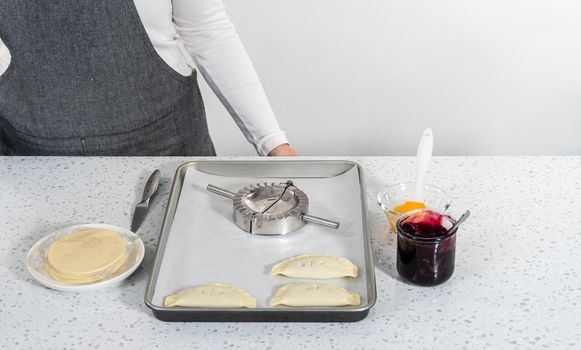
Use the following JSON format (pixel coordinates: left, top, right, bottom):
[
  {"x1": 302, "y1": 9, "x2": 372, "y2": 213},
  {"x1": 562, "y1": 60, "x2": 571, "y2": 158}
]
[
  {"x1": 164, "y1": 284, "x2": 257, "y2": 308},
  {"x1": 270, "y1": 283, "x2": 360, "y2": 307},
  {"x1": 271, "y1": 254, "x2": 358, "y2": 279}
]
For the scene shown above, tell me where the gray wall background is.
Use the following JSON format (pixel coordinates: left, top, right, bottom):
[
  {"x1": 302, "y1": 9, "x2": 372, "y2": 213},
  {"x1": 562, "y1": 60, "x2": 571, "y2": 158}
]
[{"x1": 201, "y1": 0, "x2": 581, "y2": 156}]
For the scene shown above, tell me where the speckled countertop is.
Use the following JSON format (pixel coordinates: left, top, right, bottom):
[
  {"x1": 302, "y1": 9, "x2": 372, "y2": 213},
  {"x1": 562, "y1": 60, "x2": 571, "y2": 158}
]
[{"x1": 0, "y1": 156, "x2": 580, "y2": 349}]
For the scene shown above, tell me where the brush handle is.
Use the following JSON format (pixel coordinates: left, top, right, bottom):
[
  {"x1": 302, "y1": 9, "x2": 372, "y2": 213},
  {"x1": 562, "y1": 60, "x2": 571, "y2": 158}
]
[{"x1": 412, "y1": 128, "x2": 433, "y2": 202}]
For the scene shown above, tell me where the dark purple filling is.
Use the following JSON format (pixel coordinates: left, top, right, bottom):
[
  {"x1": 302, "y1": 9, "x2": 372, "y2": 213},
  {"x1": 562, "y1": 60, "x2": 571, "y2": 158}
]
[
  {"x1": 397, "y1": 211, "x2": 456, "y2": 286},
  {"x1": 400, "y1": 211, "x2": 452, "y2": 238}
]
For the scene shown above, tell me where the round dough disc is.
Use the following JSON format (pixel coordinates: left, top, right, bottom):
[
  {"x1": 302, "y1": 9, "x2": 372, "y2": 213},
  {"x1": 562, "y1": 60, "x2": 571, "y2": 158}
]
[{"x1": 47, "y1": 228, "x2": 127, "y2": 279}]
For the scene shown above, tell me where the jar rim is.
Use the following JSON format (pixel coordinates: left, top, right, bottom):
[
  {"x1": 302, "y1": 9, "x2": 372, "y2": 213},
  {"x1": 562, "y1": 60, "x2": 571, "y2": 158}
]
[{"x1": 396, "y1": 209, "x2": 457, "y2": 242}]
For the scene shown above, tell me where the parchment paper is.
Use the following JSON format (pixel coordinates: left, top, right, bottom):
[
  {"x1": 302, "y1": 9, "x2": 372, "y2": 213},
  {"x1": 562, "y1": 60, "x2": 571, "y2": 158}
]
[{"x1": 151, "y1": 165, "x2": 370, "y2": 308}]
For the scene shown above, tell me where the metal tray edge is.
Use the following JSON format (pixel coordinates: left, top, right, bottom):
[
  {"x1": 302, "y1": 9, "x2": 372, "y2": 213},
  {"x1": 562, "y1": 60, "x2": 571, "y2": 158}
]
[{"x1": 144, "y1": 159, "x2": 377, "y2": 321}]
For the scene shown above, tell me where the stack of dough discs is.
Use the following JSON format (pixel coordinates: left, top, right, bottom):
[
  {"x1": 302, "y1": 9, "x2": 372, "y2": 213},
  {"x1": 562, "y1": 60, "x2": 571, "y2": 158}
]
[{"x1": 46, "y1": 228, "x2": 128, "y2": 284}]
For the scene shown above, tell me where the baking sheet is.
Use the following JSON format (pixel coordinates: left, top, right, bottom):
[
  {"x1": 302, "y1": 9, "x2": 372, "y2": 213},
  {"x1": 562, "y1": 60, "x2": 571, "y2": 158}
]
[{"x1": 150, "y1": 163, "x2": 371, "y2": 309}]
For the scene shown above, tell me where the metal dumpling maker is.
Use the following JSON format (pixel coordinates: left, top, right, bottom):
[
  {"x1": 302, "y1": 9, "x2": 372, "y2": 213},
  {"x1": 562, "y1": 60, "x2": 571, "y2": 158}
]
[{"x1": 207, "y1": 180, "x2": 340, "y2": 235}]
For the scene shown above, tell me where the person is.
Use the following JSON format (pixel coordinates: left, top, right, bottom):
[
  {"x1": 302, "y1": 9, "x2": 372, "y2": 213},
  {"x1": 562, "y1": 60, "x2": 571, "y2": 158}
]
[{"x1": 0, "y1": 0, "x2": 297, "y2": 157}]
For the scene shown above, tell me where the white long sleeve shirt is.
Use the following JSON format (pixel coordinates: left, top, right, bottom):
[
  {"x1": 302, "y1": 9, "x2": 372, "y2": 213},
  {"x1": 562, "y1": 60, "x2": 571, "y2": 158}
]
[{"x1": 0, "y1": 0, "x2": 288, "y2": 155}]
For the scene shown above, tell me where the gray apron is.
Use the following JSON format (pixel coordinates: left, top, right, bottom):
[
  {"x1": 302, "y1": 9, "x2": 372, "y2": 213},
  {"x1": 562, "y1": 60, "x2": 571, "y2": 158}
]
[{"x1": 0, "y1": 1, "x2": 216, "y2": 156}]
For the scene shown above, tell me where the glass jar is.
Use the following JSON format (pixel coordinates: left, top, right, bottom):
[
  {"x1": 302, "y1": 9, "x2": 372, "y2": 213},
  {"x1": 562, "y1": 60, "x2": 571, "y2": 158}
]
[{"x1": 396, "y1": 209, "x2": 457, "y2": 286}]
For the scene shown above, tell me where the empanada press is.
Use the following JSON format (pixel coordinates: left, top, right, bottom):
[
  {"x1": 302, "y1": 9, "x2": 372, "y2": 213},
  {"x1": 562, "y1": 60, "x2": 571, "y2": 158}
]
[{"x1": 207, "y1": 180, "x2": 340, "y2": 235}]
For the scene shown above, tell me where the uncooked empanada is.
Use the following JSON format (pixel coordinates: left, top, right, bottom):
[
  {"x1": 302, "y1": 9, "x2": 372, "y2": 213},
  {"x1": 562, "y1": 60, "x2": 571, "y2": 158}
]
[
  {"x1": 164, "y1": 284, "x2": 257, "y2": 308},
  {"x1": 271, "y1": 254, "x2": 358, "y2": 279},
  {"x1": 270, "y1": 283, "x2": 360, "y2": 307}
]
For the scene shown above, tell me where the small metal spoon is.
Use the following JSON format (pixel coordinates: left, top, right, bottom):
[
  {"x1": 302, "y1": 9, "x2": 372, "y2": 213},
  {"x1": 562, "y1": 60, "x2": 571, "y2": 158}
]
[{"x1": 448, "y1": 210, "x2": 470, "y2": 233}]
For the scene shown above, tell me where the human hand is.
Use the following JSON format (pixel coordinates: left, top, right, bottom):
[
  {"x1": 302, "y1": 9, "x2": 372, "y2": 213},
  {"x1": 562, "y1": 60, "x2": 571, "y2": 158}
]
[{"x1": 267, "y1": 143, "x2": 298, "y2": 156}]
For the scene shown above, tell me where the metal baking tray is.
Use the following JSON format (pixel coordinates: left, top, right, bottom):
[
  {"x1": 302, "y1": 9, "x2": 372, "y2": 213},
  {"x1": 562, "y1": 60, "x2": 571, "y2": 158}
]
[{"x1": 144, "y1": 160, "x2": 376, "y2": 322}]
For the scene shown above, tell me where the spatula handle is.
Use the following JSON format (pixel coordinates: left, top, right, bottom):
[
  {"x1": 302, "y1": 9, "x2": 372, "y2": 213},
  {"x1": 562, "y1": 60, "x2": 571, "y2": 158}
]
[{"x1": 141, "y1": 169, "x2": 161, "y2": 204}]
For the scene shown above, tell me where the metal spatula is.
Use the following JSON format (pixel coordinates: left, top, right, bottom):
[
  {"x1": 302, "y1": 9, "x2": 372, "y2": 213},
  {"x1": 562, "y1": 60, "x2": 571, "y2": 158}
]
[{"x1": 131, "y1": 169, "x2": 161, "y2": 232}]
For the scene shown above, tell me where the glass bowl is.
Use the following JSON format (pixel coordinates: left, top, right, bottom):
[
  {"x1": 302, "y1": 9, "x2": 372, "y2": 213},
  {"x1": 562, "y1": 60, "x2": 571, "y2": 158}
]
[{"x1": 377, "y1": 182, "x2": 452, "y2": 231}]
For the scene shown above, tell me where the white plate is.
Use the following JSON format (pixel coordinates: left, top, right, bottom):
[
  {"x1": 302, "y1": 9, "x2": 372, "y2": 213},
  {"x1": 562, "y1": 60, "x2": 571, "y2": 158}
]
[{"x1": 26, "y1": 223, "x2": 145, "y2": 292}]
